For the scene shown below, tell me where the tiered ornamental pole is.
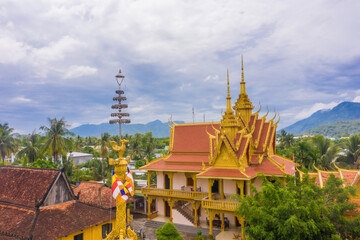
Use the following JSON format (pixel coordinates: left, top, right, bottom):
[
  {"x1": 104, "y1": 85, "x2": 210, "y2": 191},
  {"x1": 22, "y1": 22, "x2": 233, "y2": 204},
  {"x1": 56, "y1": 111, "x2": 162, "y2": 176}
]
[
  {"x1": 110, "y1": 69, "x2": 131, "y2": 139},
  {"x1": 106, "y1": 70, "x2": 136, "y2": 240}
]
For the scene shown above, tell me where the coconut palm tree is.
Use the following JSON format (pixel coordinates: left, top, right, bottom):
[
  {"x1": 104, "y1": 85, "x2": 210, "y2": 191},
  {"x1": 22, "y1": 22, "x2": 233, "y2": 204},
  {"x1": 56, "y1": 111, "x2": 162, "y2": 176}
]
[
  {"x1": 312, "y1": 135, "x2": 339, "y2": 170},
  {"x1": 40, "y1": 118, "x2": 73, "y2": 163},
  {"x1": 98, "y1": 132, "x2": 111, "y2": 159},
  {"x1": 0, "y1": 123, "x2": 18, "y2": 165},
  {"x1": 337, "y1": 134, "x2": 360, "y2": 169},
  {"x1": 18, "y1": 131, "x2": 43, "y2": 163}
]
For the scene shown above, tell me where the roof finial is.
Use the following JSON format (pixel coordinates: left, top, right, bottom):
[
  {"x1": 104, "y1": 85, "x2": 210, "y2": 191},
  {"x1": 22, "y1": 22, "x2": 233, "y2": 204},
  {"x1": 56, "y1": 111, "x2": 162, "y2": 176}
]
[
  {"x1": 241, "y1": 55, "x2": 244, "y2": 83},
  {"x1": 225, "y1": 69, "x2": 232, "y2": 113}
]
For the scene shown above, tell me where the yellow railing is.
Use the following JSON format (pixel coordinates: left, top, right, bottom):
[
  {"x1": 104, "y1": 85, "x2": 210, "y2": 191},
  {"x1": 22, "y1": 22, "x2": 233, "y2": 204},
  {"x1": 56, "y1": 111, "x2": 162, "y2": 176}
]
[
  {"x1": 201, "y1": 199, "x2": 240, "y2": 212},
  {"x1": 142, "y1": 188, "x2": 208, "y2": 199}
]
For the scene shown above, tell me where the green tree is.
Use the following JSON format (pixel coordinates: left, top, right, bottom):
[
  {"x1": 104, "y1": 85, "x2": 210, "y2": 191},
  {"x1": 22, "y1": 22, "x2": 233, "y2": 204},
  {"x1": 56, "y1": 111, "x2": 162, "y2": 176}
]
[
  {"x1": 128, "y1": 133, "x2": 143, "y2": 160},
  {"x1": 40, "y1": 117, "x2": 74, "y2": 163},
  {"x1": 155, "y1": 222, "x2": 183, "y2": 240},
  {"x1": 235, "y1": 175, "x2": 360, "y2": 240},
  {"x1": 18, "y1": 131, "x2": 43, "y2": 163},
  {"x1": 337, "y1": 134, "x2": 360, "y2": 169},
  {"x1": 294, "y1": 141, "x2": 318, "y2": 170},
  {"x1": 279, "y1": 130, "x2": 295, "y2": 149},
  {"x1": 0, "y1": 123, "x2": 18, "y2": 165},
  {"x1": 98, "y1": 132, "x2": 111, "y2": 159},
  {"x1": 312, "y1": 135, "x2": 339, "y2": 170}
]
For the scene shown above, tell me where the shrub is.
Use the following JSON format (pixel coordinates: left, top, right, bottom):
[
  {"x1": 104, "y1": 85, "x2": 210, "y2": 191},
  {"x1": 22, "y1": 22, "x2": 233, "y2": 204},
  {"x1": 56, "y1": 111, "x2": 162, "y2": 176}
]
[{"x1": 155, "y1": 222, "x2": 183, "y2": 240}]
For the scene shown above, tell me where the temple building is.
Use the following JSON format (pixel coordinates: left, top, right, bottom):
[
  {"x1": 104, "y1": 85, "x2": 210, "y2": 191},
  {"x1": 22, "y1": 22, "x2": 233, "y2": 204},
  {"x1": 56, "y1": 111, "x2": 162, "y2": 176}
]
[{"x1": 140, "y1": 59, "x2": 296, "y2": 235}]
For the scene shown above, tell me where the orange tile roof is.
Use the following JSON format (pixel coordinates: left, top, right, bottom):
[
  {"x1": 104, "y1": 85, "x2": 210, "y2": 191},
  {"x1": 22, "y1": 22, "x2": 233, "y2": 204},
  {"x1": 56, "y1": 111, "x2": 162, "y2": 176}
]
[
  {"x1": 321, "y1": 172, "x2": 341, "y2": 186},
  {"x1": 256, "y1": 122, "x2": 269, "y2": 152},
  {"x1": 197, "y1": 168, "x2": 248, "y2": 179},
  {"x1": 341, "y1": 171, "x2": 359, "y2": 186},
  {"x1": 165, "y1": 153, "x2": 209, "y2": 163},
  {"x1": 0, "y1": 166, "x2": 60, "y2": 208},
  {"x1": 141, "y1": 158, "x2": 206, "y2": 172},
  {"x1": 32, "y1": 201, "x2": 115, "y2": 239},
  {"x1": 73, "y1": 182, "x2": 116, "y2": 209},
  {"x1": 0, "y1": 204, "x2": 36, "y2": 239},
  {"x1": 252, "y1": 157, "x2": 285, "y2": 176},
  {"x1": 172, "y1": 123, "x2": 219, "y2": 153},
  {"x1": 270, "y1": 155, "x2": 296, "y2": 175}
]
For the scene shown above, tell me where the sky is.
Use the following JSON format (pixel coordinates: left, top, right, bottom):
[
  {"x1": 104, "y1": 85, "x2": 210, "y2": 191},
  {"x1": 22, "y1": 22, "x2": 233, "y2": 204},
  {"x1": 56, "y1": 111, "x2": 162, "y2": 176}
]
[{"x1": 1, "y1": 0, "x2": 360, "y2": 134}]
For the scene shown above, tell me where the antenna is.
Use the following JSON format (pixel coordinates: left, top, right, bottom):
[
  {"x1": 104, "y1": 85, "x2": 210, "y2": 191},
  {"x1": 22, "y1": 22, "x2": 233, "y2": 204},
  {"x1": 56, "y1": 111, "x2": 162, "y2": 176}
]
[{"x1": 192, "y1": 107, "x2": 195, "y2": 123}]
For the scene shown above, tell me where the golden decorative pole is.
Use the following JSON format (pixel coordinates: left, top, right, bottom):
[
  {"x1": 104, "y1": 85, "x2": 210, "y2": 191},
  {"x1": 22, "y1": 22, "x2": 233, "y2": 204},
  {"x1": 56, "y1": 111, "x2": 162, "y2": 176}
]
[
  {"x1": 106, "y1": 140, "x2": 137, "y2": 240},
  {"x1": 106, "y1": 69, "x2": 137, "y2": 240}
]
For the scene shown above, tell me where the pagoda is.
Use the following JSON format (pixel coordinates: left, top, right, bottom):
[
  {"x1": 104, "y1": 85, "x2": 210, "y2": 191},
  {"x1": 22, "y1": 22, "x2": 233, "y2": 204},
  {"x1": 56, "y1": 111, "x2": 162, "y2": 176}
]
[{"x1": 140, "y1": 57, "x2": 296, "y2": 238}]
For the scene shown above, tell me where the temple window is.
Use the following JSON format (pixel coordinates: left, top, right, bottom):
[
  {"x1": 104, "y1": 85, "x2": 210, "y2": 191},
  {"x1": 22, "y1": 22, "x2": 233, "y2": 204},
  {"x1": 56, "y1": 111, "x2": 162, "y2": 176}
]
[
  {"x1": 186, "y1": 177, "x2": 194, "y2": 187},
  {"x1": 102, "y1": 223, "x2": 112, "y2": 238},
  {"x1": 74, "y1": 233, "x2": 83, "y2": 240}
]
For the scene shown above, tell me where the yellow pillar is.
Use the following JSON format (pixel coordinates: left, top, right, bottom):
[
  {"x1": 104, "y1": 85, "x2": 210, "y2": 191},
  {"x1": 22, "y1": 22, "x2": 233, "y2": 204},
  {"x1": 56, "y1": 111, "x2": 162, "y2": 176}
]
[
  {"x1": 147, "y1": 171, "x2": 152, "y2": 187},
  {"x1": 221, "y1": 213, "x2": 225, "y2": 231},
  {"x1": 167, "y1": 172, "x2": 174, "y2": 190},
  {"x1": 168, "y1": 200, "x2": 175, "y2": 223},
  {"x1": 192, "y1": 201, "x2": 201, "y2": 228},
  {"x1": 237, "y1": 181, "x2": 244, "y2": 199},
  {"x1": 192, "y1": 175, "x2": 197, "y2": 191},
  {"x1": 209, "y1": 211, "x2": 214, "y2": 235},
  {"x1": 147, "y1": 198, "x2": 153, "y2": 220},
  {"x1": 208, "y1": 179, "x2": 214, "y2": 200}
]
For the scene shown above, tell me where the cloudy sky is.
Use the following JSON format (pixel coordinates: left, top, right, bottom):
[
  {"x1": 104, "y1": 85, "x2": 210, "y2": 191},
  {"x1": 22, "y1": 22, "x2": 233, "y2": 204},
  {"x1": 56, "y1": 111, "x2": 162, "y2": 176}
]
[{"x1": 1, "y1": 0, "x2": 360, "y2": 134}]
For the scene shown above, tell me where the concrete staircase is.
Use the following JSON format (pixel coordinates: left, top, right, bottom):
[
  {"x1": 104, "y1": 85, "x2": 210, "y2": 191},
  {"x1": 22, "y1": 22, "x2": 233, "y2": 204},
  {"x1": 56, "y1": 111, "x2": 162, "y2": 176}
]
[{"x1": 173, "y1": 201, "x2": 199, "y2": 225}]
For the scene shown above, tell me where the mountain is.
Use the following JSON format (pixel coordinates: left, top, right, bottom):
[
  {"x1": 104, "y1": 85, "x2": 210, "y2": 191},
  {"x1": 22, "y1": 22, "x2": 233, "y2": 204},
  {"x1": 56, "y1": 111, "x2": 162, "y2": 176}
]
[
  {"x1": 304, "y1": 119, "x2": 360, "y2": 136},
  {"x1": 282, "y1": 102, "x2": 360, "y2": 135},
  {"x1": 70, "y1": 120, "x2": 184, "y2": 138}
]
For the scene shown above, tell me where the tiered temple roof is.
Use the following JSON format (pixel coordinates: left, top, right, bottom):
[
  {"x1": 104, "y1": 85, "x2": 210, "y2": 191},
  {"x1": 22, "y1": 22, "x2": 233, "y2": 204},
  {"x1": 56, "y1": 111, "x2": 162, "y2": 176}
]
[{"x1": 142, "y1": 59, "x2": 296, "y2": 179}]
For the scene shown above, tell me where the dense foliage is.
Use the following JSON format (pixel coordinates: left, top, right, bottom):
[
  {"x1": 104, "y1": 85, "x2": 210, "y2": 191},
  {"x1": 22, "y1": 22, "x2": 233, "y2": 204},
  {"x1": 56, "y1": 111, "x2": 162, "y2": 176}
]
[
  {"x1": 235, "y1": 175, "x2": 360, "y2": 240},
  {"x1": 305, "y1": 119, "x2": 360, "y2": 136},
  {"x1": 155, "y1": 222, "x2": 183, "y2": 240},
  {"x1": 277, "y1": 130, "x2": 360, "y2": 170}
]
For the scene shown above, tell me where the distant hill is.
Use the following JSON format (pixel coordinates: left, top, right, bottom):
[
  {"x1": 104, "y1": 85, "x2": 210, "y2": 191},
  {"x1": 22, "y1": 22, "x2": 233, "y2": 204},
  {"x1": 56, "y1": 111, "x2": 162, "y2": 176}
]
[
  {"x1": 70, "y1": 120, "x2": 184, "y2": 138},
  {"x1": 304, "y1": 119, "x2": 360, "y2": 136},
  {"x1": 282, "y1": 102, "x2": 360, "y2": 135}
]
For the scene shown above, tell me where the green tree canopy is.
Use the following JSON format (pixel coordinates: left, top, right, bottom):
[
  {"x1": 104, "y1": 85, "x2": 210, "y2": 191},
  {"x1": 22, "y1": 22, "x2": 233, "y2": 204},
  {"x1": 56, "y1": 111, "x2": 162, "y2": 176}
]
[
  {"x1": 235, "y1": 174, "x2": 360, "y2": 240},
  {"x1": 40, "y1": 117, "x2": 74, "y2": 163},
  {"x1": 18, "y1": 131, "x2": 43, "y2": 163},
  {"x1": 0, "y1": 122, "x2": 18, "y2": 165},
  {"x1": 155, "y1": 222, "x2": 183, "y2": 240}
]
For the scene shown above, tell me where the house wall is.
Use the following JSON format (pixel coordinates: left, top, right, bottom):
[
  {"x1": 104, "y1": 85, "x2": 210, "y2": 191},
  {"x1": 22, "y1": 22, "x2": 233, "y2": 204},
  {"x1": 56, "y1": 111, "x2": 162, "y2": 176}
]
[
  {"x1": 43, "y1": 175, "x2": 73, "y2": 207},
  {"x1": 156, "y1": 197, "x2": 165, "y2": 216},
  {"x1": 56, "y1": 219, "x2": 115, "y2": 240},
  {"x1": 172, "y1": 209, "x2": 193, "y2": 226},
  {"x1": 252, "y1": 177, "x2": 262, "y2": 192},
  {"x1": 73, "y1": 156, "x2": 93, "y2": 165}
]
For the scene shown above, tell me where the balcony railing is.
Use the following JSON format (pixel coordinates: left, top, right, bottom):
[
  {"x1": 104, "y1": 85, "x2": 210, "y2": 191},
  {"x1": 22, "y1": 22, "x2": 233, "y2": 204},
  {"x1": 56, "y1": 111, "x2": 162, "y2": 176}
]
[
  {"x1": 201, "y1": 199, "x2": 240, "y2": 212},
  {"x1": 142, "y1": 187, "x2": 208, "y2": 200}
]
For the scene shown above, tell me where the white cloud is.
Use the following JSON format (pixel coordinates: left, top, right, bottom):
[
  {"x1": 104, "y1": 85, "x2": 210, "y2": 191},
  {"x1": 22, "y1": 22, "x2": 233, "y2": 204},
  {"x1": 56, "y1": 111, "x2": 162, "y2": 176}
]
[
  {"x1": 295, "y1": 102, "x2": 339, "y2": 120},
  {"x1": 0, "y1": 37, "x2": 28, "y2": 64},
  {"x1": 353, "y1": 96, "x2": 360, "y2": 103},
  {"x1": 11, "y1": 97, "x2": 32, "y2": 103},
  {"x1": 64, "y1": 65, "x2": 98, "y2": 79}
]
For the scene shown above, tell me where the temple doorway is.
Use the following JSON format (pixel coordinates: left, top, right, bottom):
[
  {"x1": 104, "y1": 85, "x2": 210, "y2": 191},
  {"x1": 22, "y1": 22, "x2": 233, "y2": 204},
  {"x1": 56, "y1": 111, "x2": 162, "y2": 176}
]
[
  {"x1": 212, "y1": 179, "x2": 219, "y2": 194},
  {"x1": 165, "y1": 201, "x2": 170, "y2": 217},
  {"x1": 164, "y1": 174, "x2": 170, "y2": 189}
]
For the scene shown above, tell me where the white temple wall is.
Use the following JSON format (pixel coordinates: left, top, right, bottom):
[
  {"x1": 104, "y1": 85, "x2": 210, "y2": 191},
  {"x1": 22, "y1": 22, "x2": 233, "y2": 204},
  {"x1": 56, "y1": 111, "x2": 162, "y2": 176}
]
[
  {"x1": 197, "y1": 178, "x2": 208, "y2": 193},
  {"x1": 172, "y1": 172, "x2": 185, "y2": 190},
  {"x1": 156, "y1": 197, "x2": 164, "y2": 216},
  {"x1": 172, "y1": 209, "x2": 193, "y2": 226},
  {"x1": 253, "y1": 177, "x2": 262, "y2": 192},
  {"x1": 157, "y1": 171, "x2": 164, "y2": 188}
]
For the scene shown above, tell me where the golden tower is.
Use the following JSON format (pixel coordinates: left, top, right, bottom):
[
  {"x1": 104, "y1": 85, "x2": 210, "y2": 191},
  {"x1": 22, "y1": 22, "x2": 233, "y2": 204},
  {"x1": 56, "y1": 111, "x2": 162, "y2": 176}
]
[{"x1": 233, "y1": 56, "x2": 254, "y2": 126}]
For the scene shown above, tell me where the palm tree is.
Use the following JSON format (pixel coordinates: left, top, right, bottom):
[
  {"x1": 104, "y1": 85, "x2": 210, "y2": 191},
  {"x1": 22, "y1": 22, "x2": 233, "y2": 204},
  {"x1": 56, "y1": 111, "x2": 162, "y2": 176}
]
[
  {"x1": 18, "y1": 131, "x2": 43, "y2": 163},
  {"x1": 128, "y1": 133, "x2": 143, "y2": 160},
  {"x1": 40, "y1": 118, "x2": 73, "y2": 163},
  {"x1": 98, "y1": 132, "x2": 111, "y2": 159},
  {"x1": 0, "y1": 123, "x2": 18, "y2": 165},
  {"x1": 337, "y1": 134, "x2": 360, "y2": 169},
  {"x1": 312, "y1": 135, "x2": 339, "y2": 170}
]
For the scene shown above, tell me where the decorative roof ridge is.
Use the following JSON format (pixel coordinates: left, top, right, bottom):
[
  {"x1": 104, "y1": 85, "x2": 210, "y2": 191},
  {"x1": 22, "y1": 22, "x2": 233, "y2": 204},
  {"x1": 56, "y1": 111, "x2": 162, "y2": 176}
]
[
  {"x1": 139, "y1": 155, "x2": 166, "y2": 170},
  {"x1": 267, "y1": 156, "x2": 286, "y2": 174},
  {"x1": 271, "y1": 154, "x2": 295, "y2": 163},
  {"x1": 173, "y1": 122, "x2": 220, "y2": 126},
  {"x1": 333, "y1": 161, "x2": 360, "y2": 172},
  {"x1": 352, "y1": 172, "x2": 359, "y2": 186}
]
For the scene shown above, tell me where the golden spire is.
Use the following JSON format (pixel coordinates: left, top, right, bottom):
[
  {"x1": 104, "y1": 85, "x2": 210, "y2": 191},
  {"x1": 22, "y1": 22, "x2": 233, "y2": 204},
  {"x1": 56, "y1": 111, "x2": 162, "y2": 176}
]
[
  {"x1": 233, "y1": 55, "x2": 254, "y2": 125},
  {"x1": 225, "y1": 69, "x2": 232, "y2": 114},
  {"x1": 220, "y1": 69, "x2": 238, "y2": 138}
]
